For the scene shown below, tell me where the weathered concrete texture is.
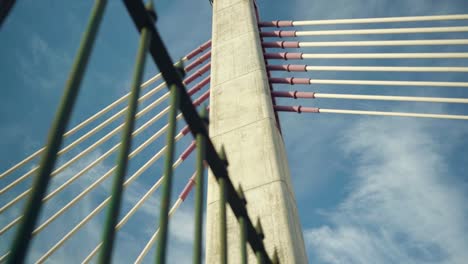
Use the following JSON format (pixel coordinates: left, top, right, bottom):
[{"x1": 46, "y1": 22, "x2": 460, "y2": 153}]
[{"x1": 206, "y1": 0, "x2": 308, "y2": 263}]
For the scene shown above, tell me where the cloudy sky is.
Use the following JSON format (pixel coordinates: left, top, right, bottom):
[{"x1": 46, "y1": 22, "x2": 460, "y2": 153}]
[{"x1": 1, "y1": 0, "x2": 468, "y2": 263}]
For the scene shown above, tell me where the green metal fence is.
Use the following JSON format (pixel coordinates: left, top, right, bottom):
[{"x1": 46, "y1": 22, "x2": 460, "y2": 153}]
[{"x1": 2, "y1": 1, "x2": 276, "y2": 263}]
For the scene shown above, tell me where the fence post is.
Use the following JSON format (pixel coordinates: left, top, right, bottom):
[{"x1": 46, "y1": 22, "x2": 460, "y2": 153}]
[
  {"x1": 7, "y1": 1, "x2": 107, "y2": 263},
  {"x1": 218, "y1": 147, "x2": 228, "y2": 264},
  {"x1": 98, "y1": 4, "x2": 150, "y2": 264},
  {"x1": 238, "y1": 186, "x2": 248, "y2": 264},
  {"x1": 255, "y1": 219, "x2": 266, "y2": 264},
  {"x1": 193, "y1": 108, "x2": 208, "y2": 264},
  {"x1": 155, "y1": 60, "x2": 185, "y2": 263}
]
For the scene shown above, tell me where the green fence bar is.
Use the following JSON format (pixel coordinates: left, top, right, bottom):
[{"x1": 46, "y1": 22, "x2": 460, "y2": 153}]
[
  {"x1": 240, "y1": 217, "x2": 248, "y2": 264},
  {"x1": 219, "y1": 177, "x2": 228, "y2": 264},
  {"x1": 219, "y1": 147, "x2": 228, "y2": 264},
  {"x1": 255, "y1": 219, "x2": 266, "y2": 264},
  {"x1": 98, "y1": 18, "x2": 150, "y2": 264},
  {"x1": 155, "y1": 82, "x2": 181, "y2": 264},
  {"x1": 272, "y1": 249, "x2": 280, "y2": 264},
  {"x1": 0, "y1": 0, "x2": 16, "y2": 27},
  {"x1": 257, "y1": 251, "x2": 265, "y2": 264},
  {"x1": 7, "y1": 1, "x2": 107, "y2": 263},
  {"x1": 238, "y1": 186, "x2": 248, "y2": 264},
  {"x1": 193, "y1": 108, "x2": 207, "y2": 264}
]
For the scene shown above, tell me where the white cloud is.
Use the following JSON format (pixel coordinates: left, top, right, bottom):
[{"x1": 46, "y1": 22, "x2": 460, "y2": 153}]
[
  {"x1": 305, "y1": 118, "x2": 468, "y2": 264},
  {"x1": 17, "y1": 33, "x2": 71, "y2": 92}
]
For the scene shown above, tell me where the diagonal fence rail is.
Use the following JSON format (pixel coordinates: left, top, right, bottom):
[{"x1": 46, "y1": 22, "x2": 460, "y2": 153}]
[{"x1": 122, "y1": 1, "x2": 274, "y2": 263}]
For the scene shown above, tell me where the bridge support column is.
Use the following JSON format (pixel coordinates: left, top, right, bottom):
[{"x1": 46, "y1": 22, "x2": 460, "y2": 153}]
[{"x1": 205, "y1": 0, "x2": 308, "y2": 263}]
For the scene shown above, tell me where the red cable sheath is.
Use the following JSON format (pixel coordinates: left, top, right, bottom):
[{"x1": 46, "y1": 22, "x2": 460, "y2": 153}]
[
  {"x1": 183, "y1": 63, "x2": 211, "y2": 84},
  {"x1": 262, "y1": 41, "x2": 299, "y2": 48},
  {"x1": 264, "y1": 52, "x2": 303, "y2": 60},
  {"x1": 180, "y1": 141, "x2": 196, "y2": 161},
  {"x1": 274, "y1": 105, "x2": 320, "y2": 113},
  {"x1": 179, "y1": 173, "x2": 197, "y2": 201},
  {"x1": 267, "y1": 64, "x2": 307, "y2": 72},
  {"x1": 258, "y1": 21, "x2": 294, "y2": 27},
  {"x1": 185, "y1": 51, "x2": 211, "y2": 72},
  {"x1": 260, "y1": 30, "x2": 297, "y2": 38},
  {"x1": 187, "y1": 76, "x2": 210, "y2": 96},
  {"x1": 186, "y1": 40, "x2": 212, "y2": 60},
  {"x1": 269, "y1": 77, "x2": 310, "y2": 85},
  {"x1": 272, "y1": 91, "x2": 315, "y2": 99}
]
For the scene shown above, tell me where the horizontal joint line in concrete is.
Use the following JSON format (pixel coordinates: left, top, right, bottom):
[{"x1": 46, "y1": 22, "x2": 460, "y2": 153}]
[
  {"x1": 214, "y1": 0, "x2": 250, "y2": 13},
  {"x1": 211, "y1": 67, "x2": 268, "y2": 89},
  {"x1": 210, "y1": 116, "x2": 276, "y2": 139},
  {"x1": 213, "y1": 28, "x2": 259, "y2": 48},
  {"x1": 207, "y1": 178, "x2": 297, "y2": 206}
]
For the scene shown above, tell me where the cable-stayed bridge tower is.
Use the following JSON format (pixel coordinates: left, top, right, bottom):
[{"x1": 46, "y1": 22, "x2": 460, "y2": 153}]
[{"x1": 206, "y1": 0, "x2": 307, "y2": 262}]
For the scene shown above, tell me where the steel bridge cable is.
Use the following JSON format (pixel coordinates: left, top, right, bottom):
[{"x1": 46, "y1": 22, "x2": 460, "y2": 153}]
[
  {"x1": 0, "y1": 121, "x2": 187, "y2": 238},
  {"x1": 133, "y1": 171, "x2": 197, "y2": 264},
  {"x1": 0, "y1": 128, "x2": 195, "y2": 263},
  {"x1": 263, "y1": 39, "x2": 468, "y2": 48},
  {"x1": 269, "y1": 77, "x2": 468, "y2": 88},
  {"x1": 0, "y1": 69, "x2": 210, "y2": 196},
  {"x1": 265, "y1": 52, "x2": 468, "y2": 59},
  {"x1": 33, "y1": 142, "x2": 196, "y2": 264},
  {"x1": 0, "y1": 88, "x2": 209, "y2": 235},
  {"x1": 0, "y1": 41, "x2": 210, "y2": 181},
  {"x1": 0, "y1": 81, "x2": 209, "y2": 227},
  {"x1": 267, "y1": 64, "x2": 468, "y2": 73},
  {"x1": 82, "y1": 167, "x2": 198, "y2": 264},
  {"x1": 0, "y1": 90, "x2": 210, "y2": 236},
  {"x1": 0, "y1": 76, "x2": 209, "y2": 210},
  {"x1": 260, "y1": 26, "x2": 468, "y2": 38},
  {"x1": 258, "y1": 14, "x2": 468, "y2": 27},
  {"x1": 272, "y1": 91, "x2": 468, "y2": 104},
  {"x1": 274, "y1": 105, "x2": 468, "y2": 120}
]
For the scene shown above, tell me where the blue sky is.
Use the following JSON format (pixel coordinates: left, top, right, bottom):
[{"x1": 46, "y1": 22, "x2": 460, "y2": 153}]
[{"x1": 1, "y1": 0, "x2": 468, "y2": 263}]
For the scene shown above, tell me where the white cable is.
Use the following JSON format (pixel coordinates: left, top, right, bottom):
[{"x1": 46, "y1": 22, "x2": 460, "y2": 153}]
[
  {"x1": 30, "y1": 129, "x2": 188, "y2": 236},
  {"x1": 0, "y1": 85, "x2": 170, "y2": 196},
  {"x1": 291, "y1": 14, "x2": 468, "y2": 26},
  {"x1": 295, "y1": 26, "x2": 468, "y2": 36},
  {"x1": 0, "y1": 137, "x2": 191, "y2": 263},
  {"x1": 313, "y1": 93, "x2": 468, "y2": 103},
  {"x1": 0, "y1": 252, "x2": 7, "y2": 263},
  {"x1": 319, "y1": 108, "x2": 468, "y2": 120},
  {"x1": 0, "y1": 81, "x2": 209, "y2": 214},
  {"x1": 0, "y1": 65, "x2": 174, "y2": 181},
  {"x1": 81, "y1": 169, "x2": 189, "y2": 264},
  {"x1": 34, "y1": 157, "x2": 186, "y2": 264},
  {"x1": 0, "y1": 217, "x2": 19, "y2": 236},
  {"x1": 0, "y1": 112, "x2": 185, "y2": 234},
  {"x1": 0, "y1": 148, "x2": 43, "y2": 181},
  {"x1": 34, "y1": 196, "x2": 109, "y2": 264},
  {"x1": 304, "y1": 66, "x2": 468, "y2": 72},
  {"x1": 298, "y1": 39, "x2": 468, "y2": 47},
  {"x1": 307, "y1": 79, "x2": 468, "y2": 88},
  {"x1": 133, "y1": 199, "x2": 183, "y2": 264},
  {"x1": 301, "y1": 52, "x2": 468, "y2": 59}
]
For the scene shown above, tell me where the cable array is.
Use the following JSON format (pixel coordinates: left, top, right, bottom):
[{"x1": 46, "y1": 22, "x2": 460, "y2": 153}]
[
  {"x1": 261, "y1": 13, "x2": 468, "y2": 119},
  {"x1": 0, "y1": 39, "x2": 211, "y2": 263}
]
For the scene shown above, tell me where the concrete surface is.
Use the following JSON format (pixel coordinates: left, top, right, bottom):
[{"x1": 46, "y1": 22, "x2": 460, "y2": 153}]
[{"x1": 205, "y1": 0, "x2": 308, "y2": 263}]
